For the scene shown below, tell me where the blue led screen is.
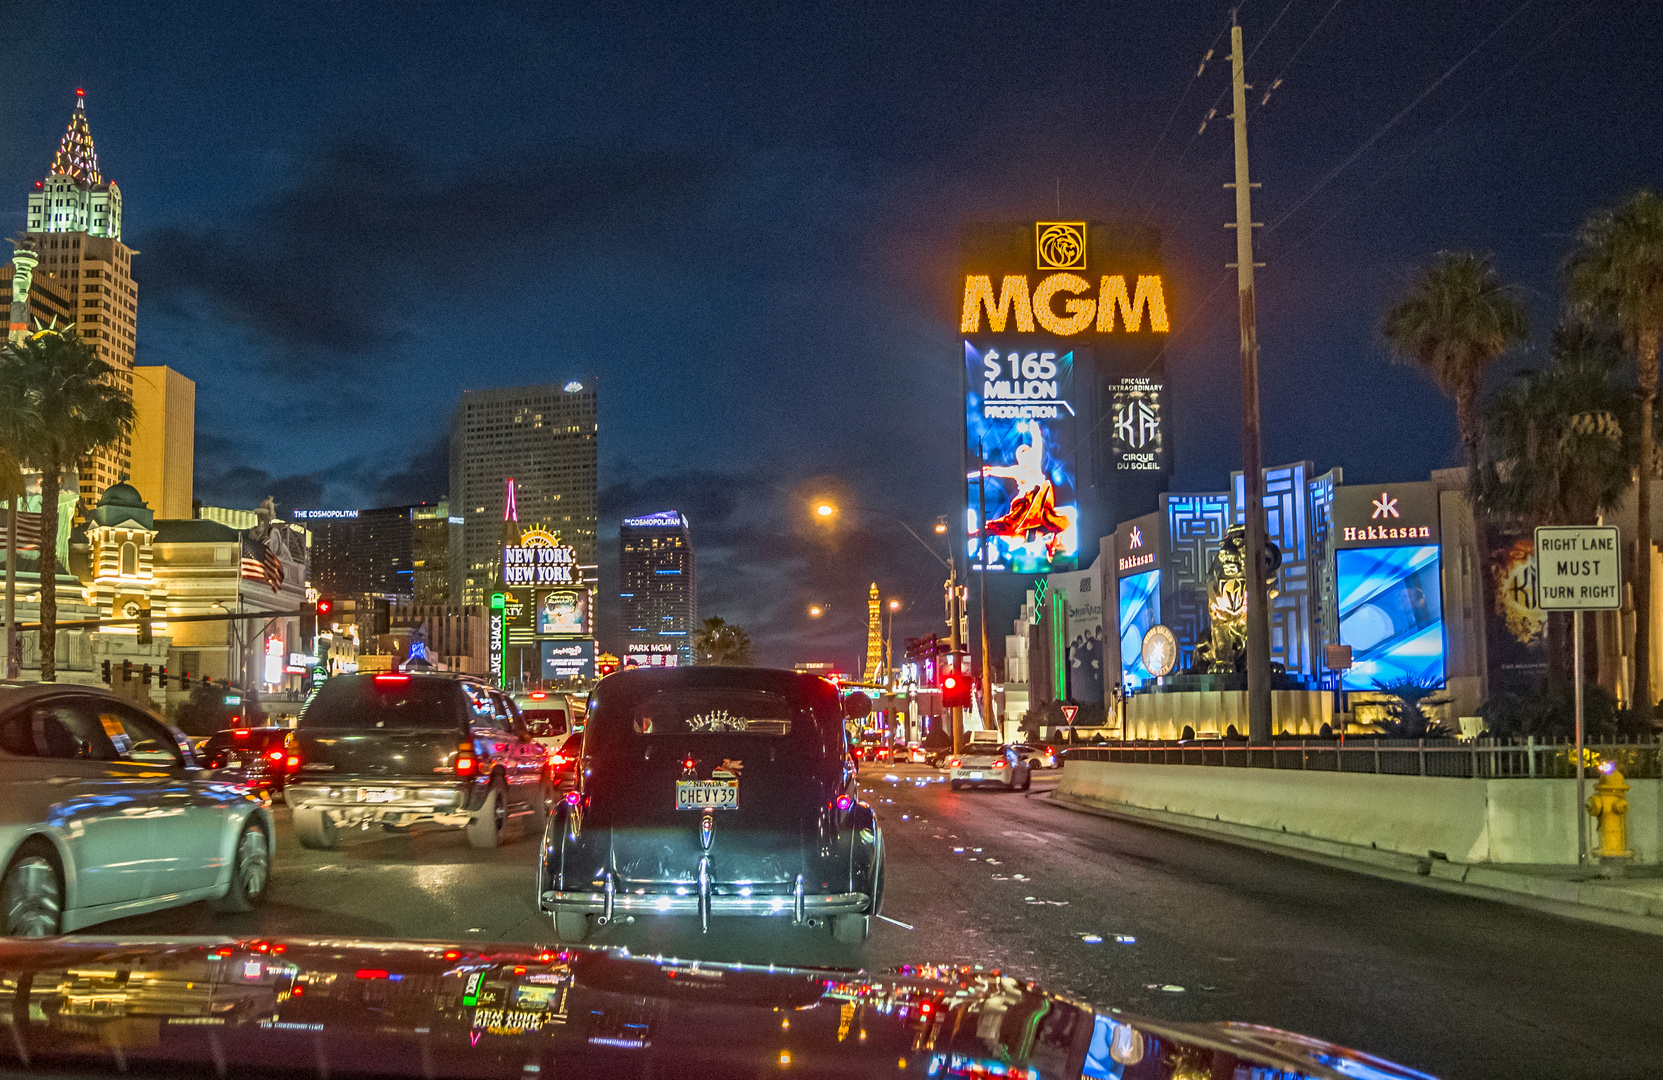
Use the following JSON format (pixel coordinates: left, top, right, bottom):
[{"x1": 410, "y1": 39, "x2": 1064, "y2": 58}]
[
  {"x1": 1336, "y1": 545, "x2": 1444, "y2": 690},
  {"x1": 1117, "y1": 570, "x2": 1160, "y2": 691}
]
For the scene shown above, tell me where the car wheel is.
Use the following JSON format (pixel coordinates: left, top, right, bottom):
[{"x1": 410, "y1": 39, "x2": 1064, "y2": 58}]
[
  {"x1": 831, "y1": 914, "x2": 869, "y2": 944},
  {"x1": 293, "y1": 807, "x2": 338, "y2": 850},
  {"x1": 214, "y1": 819, "x2": 271, "y2": 912},
  {"x1": 1, "y1": 845, "x2": 63, "y2": 937},
  {"x1": 1028, "y1": 759, "x2": 1041, "y2": 771},
  {"x1": 467, "y1": 779, "x2": 508, "y2": 849},
  {"x1": 949, "y1": 780, "x2": 963, "y2": 791},
  {"x1": 553, "y1": 910, "x2": 591, "y2": 943}
]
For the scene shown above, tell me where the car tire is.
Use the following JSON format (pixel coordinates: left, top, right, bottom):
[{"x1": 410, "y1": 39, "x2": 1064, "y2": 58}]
[
  {"x1": 467, "y1": 780, "x2": 508, "y2": 849},
  {"x1": 1028, "y1": 759, "x2": 1041, "y2": 771},
  {"x1": 553, "y1": 910, "x2": 591, "y2": 943},
  {"x1": 293, "y1": 807, "x2": 338, "y2": 850},
  {"x1": 831, "y1": 914, "x2": 869, "y2": 944},
  {"x1": 214, "y1": 819, "x2": 271, "y2": 912},
  {"x1": 1, "y1": 843, "x2": 63, "y2": 937},
  {"x1": 949, "y1": 780, "x2": 963, "y2": 790}
]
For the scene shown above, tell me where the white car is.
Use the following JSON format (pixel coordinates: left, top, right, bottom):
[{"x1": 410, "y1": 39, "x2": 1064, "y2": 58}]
[
  {"x1": 0, "y1": 682, "x2": 275, "y2": 936},
  {"x1": 514, "y1": 691, "x2": 574, "y2": 749},
  {"x1": 947, "y1": 745, "x2": 1032, "y2": 791}
]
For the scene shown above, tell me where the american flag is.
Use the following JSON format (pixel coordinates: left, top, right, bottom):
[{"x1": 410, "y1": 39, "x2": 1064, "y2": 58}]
[
  {"x1": 240, "y1": 534, "x2": 285, "y2": 592},
  {"x1": 4, "y1": 509, "x2": 43, "y2": 552}
]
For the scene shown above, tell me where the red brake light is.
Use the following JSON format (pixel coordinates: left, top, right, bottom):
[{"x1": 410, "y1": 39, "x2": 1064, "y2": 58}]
[
  {"x1": 530, "y1": 691, "x2": 547, "y2": 699},
  {"x1": 266, "y1": 749, "x2": 283, "y2": 762},
  {"x1": 456, "y1": 754, "x2": 477, "y2": 777},
  {"x1": 552, "y1": 752, "x2": 569, "y2": 766},
  {"x1": 682, "y1": 757, "x2": 695, "y2": 770},
  {"x1": 284, "y1": 755, "x2": 301, "y2": 773},
  {"x1": 291, "y1": 984, "x2": 305, "y2": 996},
  {"x1": 992, "y1": 760, "x2": 1007, "y2": 769},
  {"x1": 374, "y1": 674, "x2": 410, "y2": 684},
  {"x1": 233, "y1": 729, "x2": 249, "y2": 739},
  {"x1": 355, "y1": 969, "x2": 389, "y2": 980},
  {"x1": 948, "y1": 758, "x2": 961, "y2": 768}
]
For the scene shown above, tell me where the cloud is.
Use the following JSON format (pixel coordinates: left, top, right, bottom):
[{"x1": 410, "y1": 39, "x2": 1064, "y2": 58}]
[{"x1": 137, "y1": 140, "x2": 709, "y2": 363}]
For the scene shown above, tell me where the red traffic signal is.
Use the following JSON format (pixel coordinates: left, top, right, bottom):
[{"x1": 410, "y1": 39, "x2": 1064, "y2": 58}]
[
  {"x1": 942, "y1": 670, "x2": 973, "y2": 709},
  {"x1": 316, "y1": 596, "x2": 334, "y2": 617}
]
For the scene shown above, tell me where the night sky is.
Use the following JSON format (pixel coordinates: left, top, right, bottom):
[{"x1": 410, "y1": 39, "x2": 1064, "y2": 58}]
[{"x1": 2, "y1": 0, "x2": 1659, "y2": 669}]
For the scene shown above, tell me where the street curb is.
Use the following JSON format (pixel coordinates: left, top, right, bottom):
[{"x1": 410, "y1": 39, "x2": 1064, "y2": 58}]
[{"x1": 1040, "y1": 788, "x2": 1663, "y2": 938}]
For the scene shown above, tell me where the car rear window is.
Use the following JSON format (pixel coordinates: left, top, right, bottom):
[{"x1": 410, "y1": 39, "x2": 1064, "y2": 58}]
[
  {"x1": 631, "y1": 690, "x2": 794, "y2": 737},
  {"x1": 299, "y1": 677, "x2": 464, "y2": 729},
  {"x1": 522, "y1": 709, "x2": 568, "y2": 737}
]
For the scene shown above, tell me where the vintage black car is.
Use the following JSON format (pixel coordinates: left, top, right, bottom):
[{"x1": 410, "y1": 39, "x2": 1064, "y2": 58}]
[{"x1": 539, "y1": 667, "x2": 883, "y2": 944}]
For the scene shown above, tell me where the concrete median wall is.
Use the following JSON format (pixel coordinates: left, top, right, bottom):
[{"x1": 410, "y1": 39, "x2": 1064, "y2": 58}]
[{"x1": 1057, "y1": 759, "x2": 1663, "y2": 866}]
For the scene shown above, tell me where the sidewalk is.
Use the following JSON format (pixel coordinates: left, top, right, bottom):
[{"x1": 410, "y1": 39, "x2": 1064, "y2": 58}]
[{"x1": 1043, "y1": 785, "x2": 1663, "y2": 936}]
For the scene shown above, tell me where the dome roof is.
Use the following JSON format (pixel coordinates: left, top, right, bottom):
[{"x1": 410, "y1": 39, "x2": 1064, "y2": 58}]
[{"x1": 98, "y1": 481, "x2": 146, "y2": 508}]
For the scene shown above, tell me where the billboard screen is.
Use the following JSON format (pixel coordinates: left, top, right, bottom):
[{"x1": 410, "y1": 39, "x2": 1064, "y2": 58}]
[
  {"x1": 1117, "y1": 569, "x2": 1160, "y2": 691},
  {"x1": 537, "y1": 588, "x2": 590, "y2": 636},
  {"x1": 1336, "y1": 545, "x2": 1445, "y2": 690},
  {"x1": 1108, "y1": 376, "x2": 1166, "y2": 475},
  {"x1": 541, "y1": 638, "x2": 596, "y2": 681},
  {"x1": 966, "y1": 341, "x2": 1078, "y2": 573}
]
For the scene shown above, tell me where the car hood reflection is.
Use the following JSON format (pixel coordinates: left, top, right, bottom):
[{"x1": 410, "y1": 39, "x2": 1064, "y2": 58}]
[{"x1": 0, "y1": 938, "x2": 1437, "y2": 1079}]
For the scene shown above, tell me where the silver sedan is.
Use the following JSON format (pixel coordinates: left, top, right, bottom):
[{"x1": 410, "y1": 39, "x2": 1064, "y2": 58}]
[{"x1": 0, "y1": 682, "x2": 275, "y2": 936}]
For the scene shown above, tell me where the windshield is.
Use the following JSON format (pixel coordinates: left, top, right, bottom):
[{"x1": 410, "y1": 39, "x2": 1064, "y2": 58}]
[{"x1": 298, "y1": 677, "x2": 465, "y2": 729}]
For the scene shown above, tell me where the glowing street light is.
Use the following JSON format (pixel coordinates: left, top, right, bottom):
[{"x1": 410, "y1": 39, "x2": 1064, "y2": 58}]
[
  {"x1": 888, "y1": 599, "x2": 901, "y2": 612},
  {"x1": 814, "y1": 502, "x2": 837, "y2": 519},
  {"x1": 808, "y1": 604, "x2": 826, "y2": 619},
  {"x1": 933, "y1": 516, "x2": 948, "y2": 534}
]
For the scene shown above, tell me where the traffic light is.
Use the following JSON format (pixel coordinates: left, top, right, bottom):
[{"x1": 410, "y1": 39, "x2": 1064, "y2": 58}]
[
  {"x1": 141, "y1": 664, "x2": 153, "y2": 686},
  {"x1": 941, "y1": 668, "x2": 973, "y2": 709},
  {"x1": 317, "y1": 596, "x2": 334, "y2": 619},
  {"x1": 137, "y1": 609, "x2": 152, "y2": 645},
  {"x1": 121, "y1": 659, "x2": 133, "y2": 683},
  {"x1": 101, "y1": 660, "x2": 112, "y2": 684},
  {"x1": 158, "y1": 666, "x2": 169, "y2": 689},
  {"x1": 180, "y1": 670, "x2": 192, "y2": 689},
  {"x1": 300, "y1": 602, "x2": 316, "y2": 640}
]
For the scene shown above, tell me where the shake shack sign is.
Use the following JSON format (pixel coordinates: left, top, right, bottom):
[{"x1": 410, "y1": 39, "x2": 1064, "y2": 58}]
[{"x1": 1332, "y1": 482, "x2": 1440, "y2": 549}]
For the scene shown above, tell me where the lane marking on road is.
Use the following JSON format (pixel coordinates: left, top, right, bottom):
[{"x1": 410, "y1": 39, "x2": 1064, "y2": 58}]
[{"x1": 877, "y1": 915, "x2": 914, "y2": 930}]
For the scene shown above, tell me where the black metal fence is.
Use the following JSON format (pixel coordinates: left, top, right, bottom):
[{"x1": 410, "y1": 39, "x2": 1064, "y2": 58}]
[{"x1": 1062, "y1": 737, "x2": 1662, "y2": 779}]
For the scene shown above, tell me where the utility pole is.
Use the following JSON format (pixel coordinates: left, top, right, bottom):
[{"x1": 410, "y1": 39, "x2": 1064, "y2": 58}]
[
  {"x1": 3, "y1": 502, "x2": 17, "y2": 679},
  {"x1": 1228, "y1": 14, "x2": 1273, "y2": 744}
]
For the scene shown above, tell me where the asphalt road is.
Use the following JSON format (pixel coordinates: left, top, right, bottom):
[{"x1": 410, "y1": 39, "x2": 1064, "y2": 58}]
[{"x1": 86, "y1": 763, "x2": 1663, "y2": 1079}]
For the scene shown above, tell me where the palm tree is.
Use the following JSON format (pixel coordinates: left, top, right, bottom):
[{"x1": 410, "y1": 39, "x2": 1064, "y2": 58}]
[
  {"x1": 1383, "y1": 251, "x2": 1531, "y2": 475},
  {"x1": 0, "y1": 332, "x2": 134, "y2": 681},
  {"x1": 1472, "y1": 324, "x2": 1633, "y2": 685},
  {"x1": 1564, "y1": 190, "x2": 1663, "y2": 721},
  {"x1": 691, "y1": 616, "x2": 754, "y2": 666}
]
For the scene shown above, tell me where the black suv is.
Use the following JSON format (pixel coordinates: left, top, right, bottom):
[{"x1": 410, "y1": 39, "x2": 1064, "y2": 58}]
[{"x1": 284, "y1": 673, "x2": 551, "y2": 849}]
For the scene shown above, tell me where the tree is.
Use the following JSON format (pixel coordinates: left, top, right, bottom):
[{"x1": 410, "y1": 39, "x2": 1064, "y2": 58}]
[
  {"x1": 1564, "y1": 190, "x2": 1663, "y2": 721},
  {"x1": 1382, "y1": 250, "x2": 1530, "y2": 475},
  {"x1": 1471, "y1": 325, "x2": 1633, "y2": 687},
  {"x1": 690, "y1": 616, "x2": 753, "y2": 666},
  {"x1": 1371, "y1": 677, "x2": 1455, "y2": 739},
  {"x1": 0, "y1": 332, "x2": 134, "y2": 680}
]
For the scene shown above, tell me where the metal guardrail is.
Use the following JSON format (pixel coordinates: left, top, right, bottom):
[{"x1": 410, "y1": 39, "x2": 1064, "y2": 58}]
[{"x1": 1062, "y1": 738, "x2": 1663, "y2": 779}]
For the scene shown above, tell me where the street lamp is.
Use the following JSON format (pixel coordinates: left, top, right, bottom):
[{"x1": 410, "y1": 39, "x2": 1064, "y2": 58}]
[{"x1": 808, "y1": 604, "x2": 826, "y2": 619}]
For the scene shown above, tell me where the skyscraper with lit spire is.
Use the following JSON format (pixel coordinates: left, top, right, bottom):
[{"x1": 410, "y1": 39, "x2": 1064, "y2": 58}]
[{"x1": 23, "y1": 88, "x2": 139, "y2": 501}]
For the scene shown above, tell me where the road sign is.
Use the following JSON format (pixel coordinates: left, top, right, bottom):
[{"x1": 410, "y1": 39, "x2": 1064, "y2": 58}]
[
  {"x1": 1323, "y1": 644, "x2": 1353, "y2": 671},
  {"x1": 1060, "y1": 704, "x2": 1079, "y2": 725},
  {"x1": 1534, "y1": 526, "x2": 1622, "y2": 611}
]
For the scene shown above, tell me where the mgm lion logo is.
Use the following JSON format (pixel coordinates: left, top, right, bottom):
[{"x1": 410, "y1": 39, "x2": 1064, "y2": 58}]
[{"x1": 1035, "y1": 222, "x2": 1087, "y2": 270}]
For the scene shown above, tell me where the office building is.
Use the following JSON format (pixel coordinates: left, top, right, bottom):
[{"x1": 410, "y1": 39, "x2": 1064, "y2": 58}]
[
  {"x1": 412, "y1": 501, "x2": 454, "y2": 605},
  {"x1": 296, "y1": 504, "x2": 442, "y2": 601},
  {"x1": 23, "y1": 90, "x2": 139, "y2": 501},
  {"x1": 129, "y1": 366, "x2": 195, "y2": 520},
  {"x1": 619, "y1": 510, "x2": 695, "y2": 667},
  {"x1": 449, "y1": 382, "x2": 598, "y2": 605}
]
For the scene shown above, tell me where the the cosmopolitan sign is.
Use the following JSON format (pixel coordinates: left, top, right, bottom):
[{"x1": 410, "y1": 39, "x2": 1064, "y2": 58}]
[{"x1": 503, "y1": 544, "x2": 579, "y2": 586}]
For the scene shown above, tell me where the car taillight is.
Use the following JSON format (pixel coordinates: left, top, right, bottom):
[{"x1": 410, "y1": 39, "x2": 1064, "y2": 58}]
[
  {"x1": 266, "y1": 749, "x2": 284, "y2": 763},
  {"x1": 284, "y1": 754, "x2": 301, "y2": 773},
  {"x1": 992, "y1": 760, "x2": 1007, "y2": 769},
  {"x1": 948, "y1": 758, "x2": 961, "y2": 768},
  {"x1": 835, "y1": 794, "x2": 853, "y2": 812},
  {"x1": 456, "y1": 753, "x2": 477, "y2": 777},
  {"x1": 552, "y1": 752, "x2": 569, "y2": 766}
]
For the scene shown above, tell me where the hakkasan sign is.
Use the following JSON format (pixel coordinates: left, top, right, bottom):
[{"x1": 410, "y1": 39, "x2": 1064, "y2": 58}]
[{"x1": 964, "y1": 221, "x2": 1171, "y2": 575}]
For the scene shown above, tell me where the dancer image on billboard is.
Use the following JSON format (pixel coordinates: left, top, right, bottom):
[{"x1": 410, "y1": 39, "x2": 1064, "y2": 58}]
[{"x1": 973, "y1": 423, "x2": 1068, "y2": 558}]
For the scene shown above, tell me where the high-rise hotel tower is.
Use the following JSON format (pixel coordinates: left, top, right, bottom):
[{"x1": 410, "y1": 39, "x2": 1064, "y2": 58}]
[{"x1": 22, "y1": 89, "x2": 140, "y2": 500}]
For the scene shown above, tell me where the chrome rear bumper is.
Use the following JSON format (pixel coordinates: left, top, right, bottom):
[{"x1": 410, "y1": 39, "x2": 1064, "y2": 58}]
[{"x1": 540, "y1": 888, "x2": 869, "y2": 918}]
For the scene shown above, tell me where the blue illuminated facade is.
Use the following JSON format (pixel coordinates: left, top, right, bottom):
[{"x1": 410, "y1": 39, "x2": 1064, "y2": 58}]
[
  {"x1": 1336, "y1": 545, "x2": 1445, "y2": 689},
  {"x1": 619, "y1": 510, "x2": 695, "y2": 666}
]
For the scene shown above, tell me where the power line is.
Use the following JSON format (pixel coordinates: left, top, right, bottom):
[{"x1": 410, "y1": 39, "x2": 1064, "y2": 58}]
[
  {"x1": 1116, "y1": 17, "x2": 1233, "y2": 219},
  {"x1": 1255, "y1": 0, "x2": 1349, "y2": 109},
  {"x1": 1264, "y1": 0, "x2": 1541, "y2": 235},
  {"x1": 1279, "y1": 0, "x2": 1600, "y2": 255}
]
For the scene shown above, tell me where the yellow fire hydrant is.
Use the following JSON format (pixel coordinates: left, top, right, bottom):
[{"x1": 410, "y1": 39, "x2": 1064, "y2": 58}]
[{"x1": 1586, "y1": 762, "x2": 1633, "y2": 867}]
